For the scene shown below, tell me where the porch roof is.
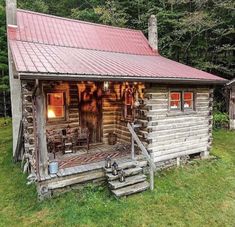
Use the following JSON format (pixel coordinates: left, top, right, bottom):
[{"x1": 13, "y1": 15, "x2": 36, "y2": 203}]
[{"x1": 8, "y1": 9, "x2": 226, "y2": 84}]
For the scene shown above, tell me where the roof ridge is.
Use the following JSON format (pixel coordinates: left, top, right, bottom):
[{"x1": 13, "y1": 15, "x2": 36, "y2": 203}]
[
  {"x1": 10, "y1": 39, "x2": 158, "y2": 57},
  {"x1": 17, "y1": 8, "x2": 143, "y2": 33}
]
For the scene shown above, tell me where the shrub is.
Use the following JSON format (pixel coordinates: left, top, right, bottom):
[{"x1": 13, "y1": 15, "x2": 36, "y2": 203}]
[{"x1": 213, "y1": 112, "x2": 229, "y2": 129}]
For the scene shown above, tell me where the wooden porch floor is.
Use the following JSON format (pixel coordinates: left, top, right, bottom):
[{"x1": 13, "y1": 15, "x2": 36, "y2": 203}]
[{"x1": 49, "y1": 143, "x2": 132, "y2": 169}]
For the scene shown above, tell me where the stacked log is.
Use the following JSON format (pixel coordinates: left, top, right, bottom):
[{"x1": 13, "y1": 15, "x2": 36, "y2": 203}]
[
  {"x1": 21, "y1": 80, "x2": 36, "y2": 173},
  {"x1": 144, "y1": 85, "x2": 212, "y2": 163}
]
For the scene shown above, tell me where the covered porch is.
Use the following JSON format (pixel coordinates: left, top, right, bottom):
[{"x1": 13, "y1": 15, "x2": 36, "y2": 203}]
[{"x1": 22, "y1": 79, "x2": 146, "y2": 177}]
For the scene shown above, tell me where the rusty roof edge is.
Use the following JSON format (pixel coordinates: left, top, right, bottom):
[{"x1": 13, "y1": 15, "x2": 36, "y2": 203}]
[{"x1": 18, "y1": 72, "x2": 228, "y2": 85}]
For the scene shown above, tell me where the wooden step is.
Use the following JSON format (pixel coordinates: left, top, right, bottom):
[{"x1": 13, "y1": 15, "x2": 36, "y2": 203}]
[
  {"x1": 109, "y1": 174, "x2": 146, "y2": 189},
  {"x1": 111, "y1": 181, "x2": 149, "y2": 197},
  {"x1": 138, "y1": 160, "x2": 148, "y2": 168},
  {"x1": 104, "y1": 161, "x2": 139, "y2": 173},
  {"x1": 106, "y1": 166, "x2": 143, "y2": 181}
]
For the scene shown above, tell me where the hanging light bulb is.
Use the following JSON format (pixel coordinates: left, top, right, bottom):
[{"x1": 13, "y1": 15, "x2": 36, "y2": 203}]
[{"x1": 103, "y1": 81, "x2": 109, "y2": 92}]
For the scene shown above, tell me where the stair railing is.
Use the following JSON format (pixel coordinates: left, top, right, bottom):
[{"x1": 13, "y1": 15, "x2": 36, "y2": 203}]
[{"x1": 127, "y1": 123, "x2": 156, "y2": 190}]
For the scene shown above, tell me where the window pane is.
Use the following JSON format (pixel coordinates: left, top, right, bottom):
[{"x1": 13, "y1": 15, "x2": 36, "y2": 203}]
[
  {"x1": 184, "y1": 100, "x2": 192, "y2": 108},
  {"x1": 171, "y1": 92, "x2": 180, "y2": 101},
  {"x1": 47, "y1": 92, "x2": 65, "y2": 119},
  {"x1": 48, "y1": 93, "x2": 64, "y2": 106},
  {"x1": 48, "y1": 106, "x2": 64, "y2": 118},
  {"x1": 170, "y1": 101, "x2": 180, "y2": 109},
  {"x1": 184, "y1": 92, "x2": 193, "y2": 109},
  {"x1": 184, "y1": 92, "x2": 193, "y2": 100}
]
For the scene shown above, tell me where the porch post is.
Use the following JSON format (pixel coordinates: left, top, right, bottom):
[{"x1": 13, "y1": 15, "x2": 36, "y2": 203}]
[
  {"x1": 35, "y1": 82, "x2": 48, "y2": 176},
  {"x1": 131, "y1": 123, "x2": 135, "y2": 160}
]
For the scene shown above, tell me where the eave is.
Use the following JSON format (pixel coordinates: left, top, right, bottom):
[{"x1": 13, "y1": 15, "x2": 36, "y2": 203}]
[{"x1": 18, "y1": 72, "x2": 228, "y2": 85}]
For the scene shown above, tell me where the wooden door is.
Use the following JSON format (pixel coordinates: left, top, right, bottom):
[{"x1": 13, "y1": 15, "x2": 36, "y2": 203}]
[{"x1": 79, "y1": 83, "x2": 102, "y2": 143}]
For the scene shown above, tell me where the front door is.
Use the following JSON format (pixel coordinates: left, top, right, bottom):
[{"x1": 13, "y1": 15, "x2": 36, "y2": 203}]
[{"x1": 79, "y1": 83, "x2": 102, "y2": 143}]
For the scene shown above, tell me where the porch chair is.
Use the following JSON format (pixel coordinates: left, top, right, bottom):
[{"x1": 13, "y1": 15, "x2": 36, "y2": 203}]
[
  {"x1": 46, "y1": 130, "x2": 65, "y2": 159},
  {"x1": 72, "y1": 127, "x2": 90, "y2": 152}
]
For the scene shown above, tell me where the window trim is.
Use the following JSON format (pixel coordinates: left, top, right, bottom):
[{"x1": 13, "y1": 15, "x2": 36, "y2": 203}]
[
  {"x1": 169, "y1": 91, "x2": 182, "y2": 111},
  {"x1": 183, "y1": 91, "x2": 194, "y2": 110},
  {"x1": 45, "y1": 90, "x2": 67, "y2": 123},
  {"x1": 169, "y1": 89, "x2": 196, "y2": 112}
]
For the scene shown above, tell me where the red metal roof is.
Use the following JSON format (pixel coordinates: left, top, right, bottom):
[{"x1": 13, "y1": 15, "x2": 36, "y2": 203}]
[
  {"x1": 13, "y1": 9, "x2": 153, "y2": 55},
  {"x1": 8, "y1": 9, "x2": 225, "y2": 83}
]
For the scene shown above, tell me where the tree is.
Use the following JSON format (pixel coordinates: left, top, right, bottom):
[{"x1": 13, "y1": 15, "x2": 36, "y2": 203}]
[{"x1": 0, "y1": 0, "x2": 233, "y2": 116}]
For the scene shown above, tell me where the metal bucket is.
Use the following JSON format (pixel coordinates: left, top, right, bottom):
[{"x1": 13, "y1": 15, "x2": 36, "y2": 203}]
[{"x1": 49, "y1": 161, "x2": 58, "y2": 174}]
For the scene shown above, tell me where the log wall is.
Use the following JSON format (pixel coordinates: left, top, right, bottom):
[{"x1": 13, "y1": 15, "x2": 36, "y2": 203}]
[
  {"x1": 22, "y1": 80, "x2": 146, "y2": 162},
  {"x1": 102, "y1": 82, "x2": 145, "y2": 144},
  {"x1": 21, "y1": 80, "x2": 37, "y2": 173},
  {"x1": 44, "y1": 81, "x2": 80, "y2": 136},
  {"x1": 142, "y1": 84, "x2": 213, "y2": 163},
  {"x1": 22, "y1": 80, "x2": 213, "y2": 175}
]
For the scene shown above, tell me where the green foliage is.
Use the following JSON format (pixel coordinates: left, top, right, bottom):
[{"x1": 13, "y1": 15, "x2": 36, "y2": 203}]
[
  {"x1": 18, "y1": 0, "x2": 49, "y2": 13},
  {"x1": 0, "y1": 0, "x2": 234, "y2": 116},
  {"x1": 213, "y1": 111, "x2": 229, "y2": 129},
  {"x1": 0, "y1": 121, "x2": 235, "y2": 226},
  {"x1": 14, "y1": 0, "x2": 234, "y2": 80}
]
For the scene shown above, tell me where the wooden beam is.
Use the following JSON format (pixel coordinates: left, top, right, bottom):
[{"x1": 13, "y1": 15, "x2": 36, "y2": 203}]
[{"x1": 35, "y1": 82, "x2": 48, "y2": 177}]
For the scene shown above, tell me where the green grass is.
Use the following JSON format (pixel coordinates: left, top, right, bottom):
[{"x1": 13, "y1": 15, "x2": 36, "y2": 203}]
[{"x1": 0, "y1": 118, "x2": 234, "y2": 227}]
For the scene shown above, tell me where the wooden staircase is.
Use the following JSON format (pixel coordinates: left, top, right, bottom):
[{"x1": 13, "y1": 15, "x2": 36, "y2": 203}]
[{"x1": 104, "y1": 159, "x2": 149, "y2": 197}]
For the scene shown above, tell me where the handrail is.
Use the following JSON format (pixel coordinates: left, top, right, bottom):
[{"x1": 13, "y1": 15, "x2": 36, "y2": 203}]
[
  {"x1": 127, "y1": 123, "x2": 156, "y2": 190},
  {"x1": 127, "y1": 123, "x2": 156, "y2": 170}
]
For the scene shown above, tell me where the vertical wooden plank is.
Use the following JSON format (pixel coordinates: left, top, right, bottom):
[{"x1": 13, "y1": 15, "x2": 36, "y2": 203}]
[
  {"x1": 131, "y1": 136, "x2": 135, "y2": 160},
  {"x1": 176, "y1": 157, "x2": 180, "y2": 166},
  {"x1": 36, "y1": 82, "x2": 48, "y2": 176}
]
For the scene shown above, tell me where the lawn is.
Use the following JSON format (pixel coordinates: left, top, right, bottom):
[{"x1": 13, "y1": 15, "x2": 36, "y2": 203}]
[{"x1": 0, "y1": 118, "x2": 234, "y2": 227}]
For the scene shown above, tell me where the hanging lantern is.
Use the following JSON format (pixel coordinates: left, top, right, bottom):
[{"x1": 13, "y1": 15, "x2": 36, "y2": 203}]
[
  {"x1": 118, "y1": 169, "x2": 125, "y2": 182},
  {"x1": 105, "y1": 156, "x2": 112, "y2": 168},
  {"x1": 111, "y1": 161, "x2": 119, "y2": 176}
]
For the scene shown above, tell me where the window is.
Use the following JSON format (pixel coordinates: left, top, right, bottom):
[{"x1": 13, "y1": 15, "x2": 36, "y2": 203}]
[
  {"x1": 47, "y1": 92, "x2": 65, "y2": 120},
  {"x1": 124, "y1": 87, "x2": 134, "y2": 119},
  {"x1": 170, "y1": 92, "x2": 181, "y2": 110},
  {"x1": 170, "y1": 91, "x2": 194, "y2": 111},
  {"x1": 183, "y1": 92, "x2": 194, "y2": 109}
]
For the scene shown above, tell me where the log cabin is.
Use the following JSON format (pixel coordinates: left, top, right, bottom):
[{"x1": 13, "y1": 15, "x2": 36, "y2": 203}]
[
  {"x1": 6, "y1": 0, "x2": 227, "y2": 199},
  {"x1": 227, "y1": 78, "x2": 235, "y2": 129}
]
